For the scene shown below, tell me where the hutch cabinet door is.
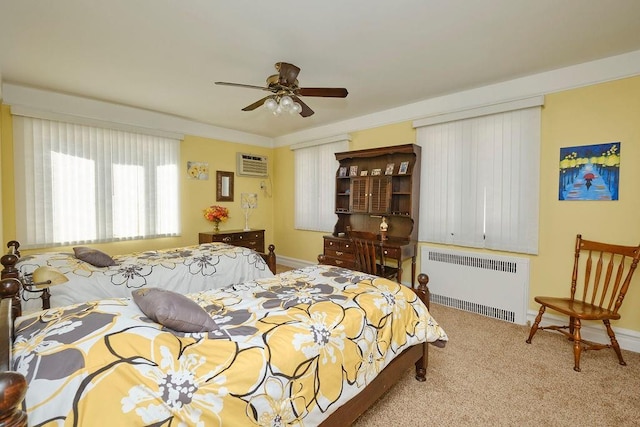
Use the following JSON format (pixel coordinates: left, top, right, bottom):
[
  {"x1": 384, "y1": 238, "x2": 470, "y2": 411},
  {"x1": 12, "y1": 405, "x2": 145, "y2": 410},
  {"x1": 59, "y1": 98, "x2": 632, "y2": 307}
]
[
  {"x1": 369, "y1": 176, "x2": 392, "y2": 214},
  {"x1": 350, "y1": 177, "x2": 369, "y2": 212}
]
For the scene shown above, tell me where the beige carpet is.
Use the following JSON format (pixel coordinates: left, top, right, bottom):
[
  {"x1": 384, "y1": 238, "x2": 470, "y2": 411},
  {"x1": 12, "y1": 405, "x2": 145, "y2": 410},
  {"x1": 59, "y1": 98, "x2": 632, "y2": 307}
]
[{"x1": 353, "y1": 303, "x2": 640, "y2": 427}]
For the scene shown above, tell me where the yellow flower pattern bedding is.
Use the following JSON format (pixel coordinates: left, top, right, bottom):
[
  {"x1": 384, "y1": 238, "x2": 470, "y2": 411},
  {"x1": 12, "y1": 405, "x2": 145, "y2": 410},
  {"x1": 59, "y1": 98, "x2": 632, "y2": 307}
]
[
  {"x1": 13, "y1": 265, "x2": 448, "y2": 426},
  {"x1": 16, "y1": 243, "x2": 274, "y2": 314}
]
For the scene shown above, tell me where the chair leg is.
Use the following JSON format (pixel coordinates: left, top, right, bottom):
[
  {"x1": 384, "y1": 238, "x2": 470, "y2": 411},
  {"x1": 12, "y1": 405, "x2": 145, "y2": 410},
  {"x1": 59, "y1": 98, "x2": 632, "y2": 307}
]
[
  {"x1": 526, "y1": 306, "x2": 546, "y2": 344},
  {"x1": 572, "y1": 318, "x2": 582, "y2": 372},
  {"x1": 603, "y1": 319, "x2": 627, "y2": 366}
]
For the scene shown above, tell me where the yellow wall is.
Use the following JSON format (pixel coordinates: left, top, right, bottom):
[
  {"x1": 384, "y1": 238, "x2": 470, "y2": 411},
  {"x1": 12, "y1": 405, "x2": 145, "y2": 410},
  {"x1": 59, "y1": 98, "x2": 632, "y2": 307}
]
[
  {"x1": 536, "y1": 76, "x2": 640, "y2": 330},
  {"x1": 0, "y1": 107, "x2": 273, "y2": 256},
  {"x1": 274, "y1": 76, "x2": 640, "y2": 331},
  {"x1": 2, "y1": 76, "x2": 640, "y2": 332}
]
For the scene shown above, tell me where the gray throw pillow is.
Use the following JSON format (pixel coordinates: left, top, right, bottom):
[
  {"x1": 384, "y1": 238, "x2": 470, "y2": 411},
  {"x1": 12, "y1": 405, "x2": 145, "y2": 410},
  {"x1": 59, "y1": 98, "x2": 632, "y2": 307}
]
[
  {"x1": 131, "y1": 288, "x2": 219, "y2": 333},
  {"x1": 73, "y1": 246, "x2": 116, "y2": 267}
]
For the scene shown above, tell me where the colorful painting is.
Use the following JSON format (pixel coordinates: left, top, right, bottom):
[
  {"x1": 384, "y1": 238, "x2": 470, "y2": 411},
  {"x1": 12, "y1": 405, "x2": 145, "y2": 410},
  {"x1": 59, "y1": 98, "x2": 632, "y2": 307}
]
[{"x1": 559, "y1": 142, "x2": 620, "y2": 201}]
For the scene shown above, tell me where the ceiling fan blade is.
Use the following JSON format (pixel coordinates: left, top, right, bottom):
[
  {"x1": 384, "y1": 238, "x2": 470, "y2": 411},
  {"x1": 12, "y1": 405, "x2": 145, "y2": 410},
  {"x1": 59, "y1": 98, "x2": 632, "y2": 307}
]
[
  {"x1": 292, "y1": 95, "x2": 314, "y2": 117},
  {"x1": 276, "y1": 62, "x2": 301, "y2": 86},
  {"x1": 215, "y1": 81, "x2": 271, "y2": 91},
  {"x1": 297, "y1": 87, "x2": 348, "y2": 98},
  {"x1": 241, "y1": 96, "x2": 271, "y2": 111}
]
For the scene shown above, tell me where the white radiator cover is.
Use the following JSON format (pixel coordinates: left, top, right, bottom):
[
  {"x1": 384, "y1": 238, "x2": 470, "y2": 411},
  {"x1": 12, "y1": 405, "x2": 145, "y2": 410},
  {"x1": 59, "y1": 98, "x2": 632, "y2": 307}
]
[{"x1": 421, "y1": 246, "x2": 529, "y2": 324}]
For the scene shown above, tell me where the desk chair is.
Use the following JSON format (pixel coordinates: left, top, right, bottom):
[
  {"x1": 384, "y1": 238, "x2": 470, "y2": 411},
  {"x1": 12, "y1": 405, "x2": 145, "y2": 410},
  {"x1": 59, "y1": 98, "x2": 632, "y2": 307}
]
[
  {"x1": 349, "y1": 229, "x2": 399, "y2": 281},
  {"x1": 526, "y1": 234, "x2": 640, "y2": 371}
]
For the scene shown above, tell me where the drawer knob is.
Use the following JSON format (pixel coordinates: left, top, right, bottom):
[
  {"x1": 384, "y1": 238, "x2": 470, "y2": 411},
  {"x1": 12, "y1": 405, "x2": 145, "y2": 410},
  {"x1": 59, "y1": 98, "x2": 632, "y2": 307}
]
[
  {"x1": 223, "y1": 237, "x2": 232, "y2": 242},
  {"x1": 336, "y1": 251, "x2": 343, "y2": 256},
  {"x1": 335, "y1": 260, "x2": 343, "y2": 265}
]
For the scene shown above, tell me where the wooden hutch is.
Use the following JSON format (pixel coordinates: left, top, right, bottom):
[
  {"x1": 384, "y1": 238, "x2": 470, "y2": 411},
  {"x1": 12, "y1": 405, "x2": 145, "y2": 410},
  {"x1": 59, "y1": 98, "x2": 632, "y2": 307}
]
[{"x1": 322, "y1": 144, "x2": 421, "y2": 284}]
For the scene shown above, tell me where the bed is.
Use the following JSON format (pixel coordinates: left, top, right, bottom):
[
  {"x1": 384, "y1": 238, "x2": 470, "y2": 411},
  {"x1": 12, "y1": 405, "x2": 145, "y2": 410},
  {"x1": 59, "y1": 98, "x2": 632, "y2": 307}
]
[
  {"x1": 2, "y1": 240, "x2": 277, "y2": 315},
  {"x1": 0, "y1": 261, "x2": 447, "y2": 426}
]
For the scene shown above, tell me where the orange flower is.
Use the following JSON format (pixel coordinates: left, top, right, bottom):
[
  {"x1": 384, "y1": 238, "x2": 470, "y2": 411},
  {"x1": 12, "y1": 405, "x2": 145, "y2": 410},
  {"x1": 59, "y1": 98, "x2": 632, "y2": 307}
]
[{"x1": 203, "y1": 205, "x2": 229, "y2": 222}]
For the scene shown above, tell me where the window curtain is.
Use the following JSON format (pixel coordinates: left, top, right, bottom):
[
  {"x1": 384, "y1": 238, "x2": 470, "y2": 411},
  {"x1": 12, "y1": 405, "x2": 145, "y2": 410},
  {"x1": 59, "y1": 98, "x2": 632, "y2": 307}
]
[
  {"x1": 13, "y1": 115, "x2": 180, "y2": 248},
  {"x1": 417, "y1": 106, "x2": 541, "y2": 254},
  {"x1": 293, "y1": 138, "x2": 349, "y2": 232}
]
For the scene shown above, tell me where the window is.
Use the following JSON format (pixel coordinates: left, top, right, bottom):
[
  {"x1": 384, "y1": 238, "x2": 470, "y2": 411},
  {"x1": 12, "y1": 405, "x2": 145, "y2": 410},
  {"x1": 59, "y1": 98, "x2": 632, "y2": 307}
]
[
  {"x1": 13, "y1": 116, "x2": 180, "y2": 248},
  {"x1": 416, "y1": 102, "x2": 541, "y2": 254},
  {"x1": 293, "y1": 137, "x2": 349, "y2": 232}
]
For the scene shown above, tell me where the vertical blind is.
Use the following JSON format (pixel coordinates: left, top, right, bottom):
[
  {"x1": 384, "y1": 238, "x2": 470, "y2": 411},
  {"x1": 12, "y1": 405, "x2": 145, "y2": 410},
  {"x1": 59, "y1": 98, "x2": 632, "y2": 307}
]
[
  {"x1": 13, "y1": 116, "x2": 180, "y2": 248},
  {"x1": 417, "y1": 106, "x2": 541, "y2": 254},
  {"x1": 293, "y1": 139, "x2": 348, "y2": 232}
]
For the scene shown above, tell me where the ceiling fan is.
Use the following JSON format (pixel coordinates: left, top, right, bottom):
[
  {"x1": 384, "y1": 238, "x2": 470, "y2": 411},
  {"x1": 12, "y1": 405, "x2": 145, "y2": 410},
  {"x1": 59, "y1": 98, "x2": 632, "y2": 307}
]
[{"x1": 215, "y1": 62, "x2": 348, "y2": 117}]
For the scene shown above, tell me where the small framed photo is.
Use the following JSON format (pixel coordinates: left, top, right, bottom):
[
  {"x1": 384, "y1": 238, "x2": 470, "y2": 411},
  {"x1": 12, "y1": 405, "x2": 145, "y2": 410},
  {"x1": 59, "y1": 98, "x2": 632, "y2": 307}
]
[
  {"x1": 349, "y1": 165, "x2": 358, "y2": 176},
  {"x1": 338, "y1": 166, "x2": 347, "y2": 177},
  {"x1": 371, "y1": 168, "x2": 382, "y2": 176},
  {"x1": 385, "y1": 163, "x2": 395, "y2": 175},
  {"x1": 360, "y1": 170, "x2": 368, "y2": 176},
  {"x1": 399, "y1": 161, "x2": 409, "y2": 175}
]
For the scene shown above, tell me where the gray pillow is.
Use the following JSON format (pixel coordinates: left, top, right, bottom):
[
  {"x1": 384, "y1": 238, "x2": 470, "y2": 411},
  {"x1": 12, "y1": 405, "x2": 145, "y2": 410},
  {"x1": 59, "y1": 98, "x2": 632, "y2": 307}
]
[
  {"x1": 131, "y1": 288, "x2": 219, "y2": 333},
  {"x1": 73, "y1": 246, "x2": 116, "y2": 267}
]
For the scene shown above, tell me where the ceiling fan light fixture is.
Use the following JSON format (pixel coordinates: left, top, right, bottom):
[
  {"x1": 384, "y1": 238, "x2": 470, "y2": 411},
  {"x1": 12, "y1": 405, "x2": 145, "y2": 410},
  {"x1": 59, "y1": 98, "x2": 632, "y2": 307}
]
[{"x1": 265, "y1": 97, "x2": 278, "y2": 111}]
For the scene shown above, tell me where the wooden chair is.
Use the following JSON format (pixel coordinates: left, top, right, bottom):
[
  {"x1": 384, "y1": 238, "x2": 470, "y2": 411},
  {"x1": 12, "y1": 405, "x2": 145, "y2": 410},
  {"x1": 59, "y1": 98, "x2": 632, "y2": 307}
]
[
  {"x1": 526, "y1": 234, "x2": 640, "y2": 371},
  {"x1": 349, "y1": 229, "x2": 399, "y2": 281}
]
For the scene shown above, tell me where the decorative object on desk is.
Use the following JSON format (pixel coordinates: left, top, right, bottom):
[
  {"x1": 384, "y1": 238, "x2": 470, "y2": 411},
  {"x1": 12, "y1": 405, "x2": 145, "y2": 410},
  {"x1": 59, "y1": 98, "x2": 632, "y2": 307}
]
[
  {"x1": 241, "y1": 193, "x2": 258, "y2": 231},
  {"x1": 216, "y1": 171, "x2": 234, "y2": 202},
  {"x1": 371, "y1": 168, "x2": 382, "y2": 176},
  {"x1": 380, "y1": 216, "x2": 389, "y2": 240},
  {"x1": 203, "y1": 205, "x2": 229, "y2": 233},
  {"x1": 338, "y1": 166, "x2": 347, "y2": 177},
  {"x1": 398, "y1": 161, "x2": 409, "y2": 175},
  {"x1": 558, "y1": 142, "x2": 620, "y2": 201},
  {"x1": 385, "y1": 163, "x2": 395, "y2": 175},
  {"x1": 186, "y1": 161, "x2": 209, "y2": 180},
  {"x1": 349, "y1": 165, "x2": 358, "y2": 176}
]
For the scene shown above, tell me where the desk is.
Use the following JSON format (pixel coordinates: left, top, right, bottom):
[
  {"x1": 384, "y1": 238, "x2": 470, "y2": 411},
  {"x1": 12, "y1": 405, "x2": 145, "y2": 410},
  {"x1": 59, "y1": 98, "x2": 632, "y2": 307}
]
[{"x1": 322, "y1": 235, "x2": 417, "y2": 287}]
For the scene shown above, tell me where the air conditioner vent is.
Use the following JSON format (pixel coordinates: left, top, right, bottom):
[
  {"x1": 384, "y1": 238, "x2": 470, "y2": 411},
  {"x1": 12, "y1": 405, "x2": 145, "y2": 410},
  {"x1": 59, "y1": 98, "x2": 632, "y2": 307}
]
[{"x1": 237, "y1": 153, "x2": 268, "y2": 177}]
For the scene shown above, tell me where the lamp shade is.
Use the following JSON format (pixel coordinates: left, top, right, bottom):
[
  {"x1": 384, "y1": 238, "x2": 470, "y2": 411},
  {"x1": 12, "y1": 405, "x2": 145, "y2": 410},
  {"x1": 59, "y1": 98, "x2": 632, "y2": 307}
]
[{"x1": 31, "y1": 266, "x2": 69, "y2": 289}]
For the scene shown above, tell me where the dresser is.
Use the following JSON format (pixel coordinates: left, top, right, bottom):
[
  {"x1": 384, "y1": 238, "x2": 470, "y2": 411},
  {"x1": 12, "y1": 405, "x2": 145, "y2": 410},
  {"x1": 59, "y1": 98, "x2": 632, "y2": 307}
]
[{"x1": 199, "y1": 229, "x2": 265, "y2": 253}]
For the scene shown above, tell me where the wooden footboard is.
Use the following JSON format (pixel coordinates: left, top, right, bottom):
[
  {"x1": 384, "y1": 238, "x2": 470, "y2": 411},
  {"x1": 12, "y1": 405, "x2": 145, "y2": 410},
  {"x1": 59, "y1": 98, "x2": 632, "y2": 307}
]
[{"x1": 318, "y1": 273, "x2": 430, "y2": 426}]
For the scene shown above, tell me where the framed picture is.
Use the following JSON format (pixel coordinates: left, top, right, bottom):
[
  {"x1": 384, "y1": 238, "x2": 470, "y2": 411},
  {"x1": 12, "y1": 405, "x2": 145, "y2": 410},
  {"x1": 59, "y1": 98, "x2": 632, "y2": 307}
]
[
  {"x1": 558, "y1": 142, "x2": 620, "y2": 201},
  {"x1": 371, "y1": 168, "x2": 382, "y2": 176},
  {"x1": 398, "y1": 161, "x2": 409, "y2": 174},
  {"x1": 338, "y1": 166, "x2": 347, "y2": 177},
  {"x1": 360, "y1": 170, "x2": 368, "y2": 176},
  {"x1": 349, "y1": 165, "x2": 358, "y2": 176},
  {"x1": 216, "y1": 170, "x2": 234, "y2": 202},
  {"x1": 385, "y1": 163, "x2": 395, "y2": 175}
]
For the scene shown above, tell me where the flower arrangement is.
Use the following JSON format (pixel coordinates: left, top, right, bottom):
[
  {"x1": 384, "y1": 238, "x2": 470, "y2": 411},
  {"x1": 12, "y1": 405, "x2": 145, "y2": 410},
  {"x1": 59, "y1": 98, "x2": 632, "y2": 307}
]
[{"x1": 203, "y1": 205, "x2": 229, "y2": 233}]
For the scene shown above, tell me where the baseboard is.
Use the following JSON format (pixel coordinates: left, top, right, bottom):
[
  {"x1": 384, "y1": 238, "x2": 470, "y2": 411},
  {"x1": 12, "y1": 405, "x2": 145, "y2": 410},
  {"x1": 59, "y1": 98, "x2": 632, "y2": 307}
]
[
  {"x1": 276, "y1": 255, "x2": 314, "y2": 270},
  {"x1": 526, "y1": 310, "x2": 640, "y2": 353}
]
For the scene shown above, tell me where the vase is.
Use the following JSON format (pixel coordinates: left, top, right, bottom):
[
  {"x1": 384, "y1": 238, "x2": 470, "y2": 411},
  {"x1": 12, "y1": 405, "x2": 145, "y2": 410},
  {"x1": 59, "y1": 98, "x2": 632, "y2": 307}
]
[{"x1": 212, "y1": 220, "x2": 220, "y2": 233}]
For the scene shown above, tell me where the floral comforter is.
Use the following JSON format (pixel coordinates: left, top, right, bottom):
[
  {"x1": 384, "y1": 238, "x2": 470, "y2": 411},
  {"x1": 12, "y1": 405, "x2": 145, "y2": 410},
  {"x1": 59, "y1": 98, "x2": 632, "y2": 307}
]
[
  {"x1": 16, "y1": 243, "x2": 274, "y2": 314},
  {"x1": 13, "y1": 265, "x2": 448, "y2": 426}
]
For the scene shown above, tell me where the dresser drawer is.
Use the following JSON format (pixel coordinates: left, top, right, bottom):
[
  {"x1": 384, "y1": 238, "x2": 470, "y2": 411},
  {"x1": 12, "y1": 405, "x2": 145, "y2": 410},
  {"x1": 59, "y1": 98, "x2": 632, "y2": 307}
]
[
  {"x1": 324, "y1": 238, "x2": 354, "y2": 254},
  {"x1": 199, "y1": 230, "x2": 265, "y2": 253},
  {"x1": 381, "y1": 246, "x2": 401, "y2": 259},
  {"x1": 323, "y1": 256, "x2": 357, "y2": 269},
  {"x1": 325, "y1": 248, "x2": 355, "y2": 261}
]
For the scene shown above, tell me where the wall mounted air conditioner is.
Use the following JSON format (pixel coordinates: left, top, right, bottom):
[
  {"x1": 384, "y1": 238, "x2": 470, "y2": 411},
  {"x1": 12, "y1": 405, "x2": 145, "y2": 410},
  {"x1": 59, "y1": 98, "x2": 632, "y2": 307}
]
[{"x1": 237, "y1": 153, "x2": 268, "y2": 177}]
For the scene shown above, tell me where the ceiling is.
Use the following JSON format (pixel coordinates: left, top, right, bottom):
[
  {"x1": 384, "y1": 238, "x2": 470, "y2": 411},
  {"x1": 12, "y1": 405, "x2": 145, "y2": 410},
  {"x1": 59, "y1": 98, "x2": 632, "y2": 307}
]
[{"x1": 2, "y1": 1, "x2": 640, "y2": 139}]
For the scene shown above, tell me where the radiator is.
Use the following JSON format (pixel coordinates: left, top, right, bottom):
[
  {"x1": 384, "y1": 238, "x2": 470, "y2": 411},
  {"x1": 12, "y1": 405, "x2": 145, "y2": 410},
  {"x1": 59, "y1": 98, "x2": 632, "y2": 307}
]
[{"x1": 421, "y1": 246, "x2": 529, "y2": 324}]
